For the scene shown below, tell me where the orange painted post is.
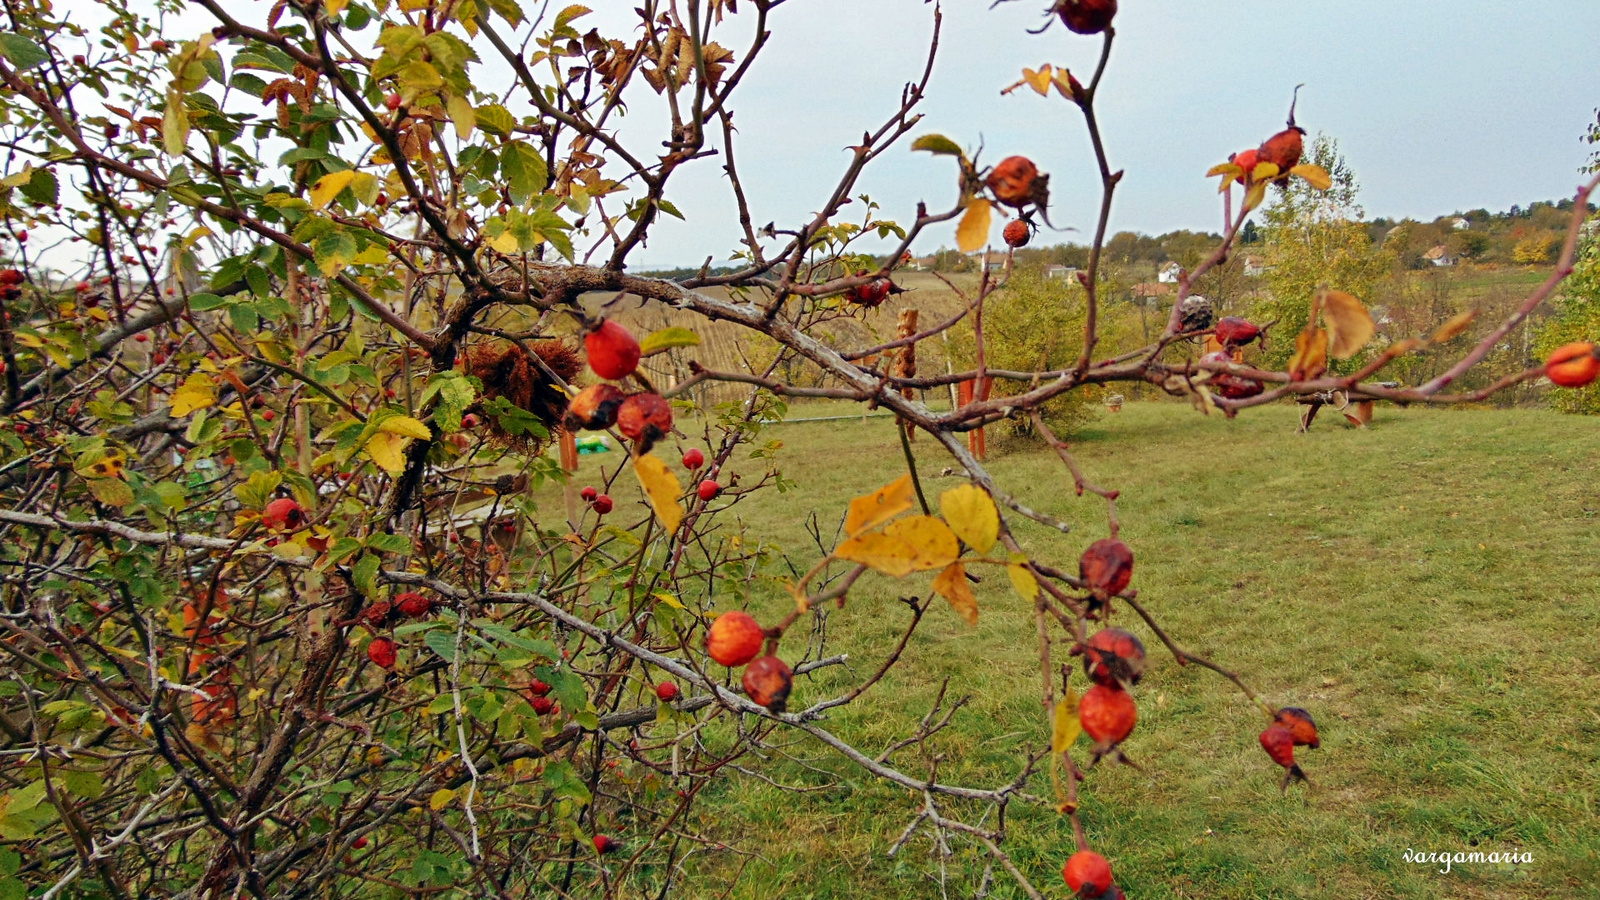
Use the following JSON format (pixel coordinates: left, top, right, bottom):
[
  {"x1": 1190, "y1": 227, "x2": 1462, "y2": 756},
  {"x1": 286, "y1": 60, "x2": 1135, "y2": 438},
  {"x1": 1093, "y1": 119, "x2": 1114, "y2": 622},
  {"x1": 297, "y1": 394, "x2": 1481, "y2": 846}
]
[{"x1": 560, "y1": 430, "x2": 580, "y2": 524}]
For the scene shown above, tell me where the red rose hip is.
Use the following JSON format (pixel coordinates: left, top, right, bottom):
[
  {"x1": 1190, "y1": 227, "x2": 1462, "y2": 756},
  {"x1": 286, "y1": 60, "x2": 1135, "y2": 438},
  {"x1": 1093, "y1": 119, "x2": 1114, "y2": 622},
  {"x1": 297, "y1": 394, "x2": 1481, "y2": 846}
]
[
  {"x1": 706, "y1": 611, "x2": 764, "y2": 667},
  {"x1": 585, "y1": 320, "x2": 641, "y2": 381}
]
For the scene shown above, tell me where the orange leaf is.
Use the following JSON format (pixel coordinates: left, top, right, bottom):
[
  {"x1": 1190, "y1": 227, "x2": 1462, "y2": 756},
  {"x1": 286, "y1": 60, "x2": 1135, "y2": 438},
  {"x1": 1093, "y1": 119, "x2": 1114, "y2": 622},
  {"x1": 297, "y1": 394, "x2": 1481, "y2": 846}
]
[
  {"x1": 932, "y1": 563, "x2": 978, "y2": 626},
  {"x1": 956, "y1": 199, "x2": 992, "y2": 253},
  {"x1": 1430, "y1": 309, "x2": 1478, "y2": 344},
  {"x1": 1289, "y1": 327, "x2": 1328, "y2": 382},
  {"x1": 835, "y1": 532, "x2": 917, "y2": 577},
  {"x1": 1321, "y1": 290, "x2": 1375, "y2": 359},
  {"x1": 1021, "y1": 66, "x2": 1054, "y2": 96},
  {"x1": 844, "y1": 475, "x2": 914, "y2": 537}
]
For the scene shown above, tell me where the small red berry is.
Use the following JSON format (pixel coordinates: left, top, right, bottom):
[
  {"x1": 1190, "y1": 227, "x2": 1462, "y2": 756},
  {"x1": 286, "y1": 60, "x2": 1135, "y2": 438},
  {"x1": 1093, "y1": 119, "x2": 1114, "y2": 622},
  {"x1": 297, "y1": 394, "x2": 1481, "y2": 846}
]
[
  {"x1": 741, "y1": 655, "x2": 793, "y2": 712},
  {"x1": 528, "y1": 677, "x2": 552, "y2": 697},
  {"x1": 1003, "y1": 219, "x2": 1031, "y2": 248},
  {"x1": 707, "y1": 611, "x2": 765, "y2": 667},
  {"x1": 593, "y1": 834, "x2": 619, "y2": 855},
  {"x1": 580, "y1": 486, "x2": 599, "y2": 502},
  {"x1": 135, "y1": 333, "x2": 149, "y2": 343},
  {"x1": 656, "y1": 681, "x2": 680, "y2": 702},
  {"x1": 460, "y1": 413, "x2": 481, "y2": 428},
  {"x1": 1062, "y1": 849, "x2": 1114, "y2": 896},
  {"x1": 384, "y1": 93, "x2": 402, "y2": 111},
  {"x1": 591, "y1": 494, "x2": 613, "y2": 515},
  {"x1": 395, "y1": 592, "x2": 433, "y2": 618},
  {"x1": 1079, "y1": 538, "x2": 1134, "y2": 602},
  {"x1": 262, "y1": 497, "x2": 305, "y2": 530},
  {"x1": 1078, "y1": 684, "x2": 1137, "y2": 747},
  {"x1": 1083, "y1": 628, "x2": 1146, "y2": 688},
  {"x1": 261, "y1": 409, "x2": 276, "y2": 422},
  {"x1": 1546, "y1": 342, "x2": 1600, "y2": 388},
  {"x1": 531, "y1": 696, "x2": 555, "y2": 715},
  {"x1": 585, "y1": 319, "x2": 642, "y2": 380},
  {"x1": 681, "y1": 448, "x2": 705, "y2": 469},
  {"x1": 351, "y1": 837, "x2": 368, "y2": 849},
  {"x1": 697, "y1": 480, "x2": 721, "y2": 502},
  {"x1": 367, "y1": 637, "x2": 397, "y2": 669}
]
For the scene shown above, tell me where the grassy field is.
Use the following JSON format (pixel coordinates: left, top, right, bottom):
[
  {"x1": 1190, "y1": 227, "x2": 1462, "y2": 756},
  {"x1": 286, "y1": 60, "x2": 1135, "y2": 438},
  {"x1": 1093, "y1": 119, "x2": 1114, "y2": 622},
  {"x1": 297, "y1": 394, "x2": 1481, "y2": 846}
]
[{"x1": 614, "y1": 400, "x2": 1600, "y2": 899}]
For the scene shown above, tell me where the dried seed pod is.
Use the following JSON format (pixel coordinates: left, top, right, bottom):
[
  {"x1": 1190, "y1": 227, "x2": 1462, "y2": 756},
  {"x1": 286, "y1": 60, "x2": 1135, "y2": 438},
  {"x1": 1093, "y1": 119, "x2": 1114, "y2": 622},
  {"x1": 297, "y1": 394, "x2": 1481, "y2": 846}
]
[
  {"x1": 1214, "y1": 316, "x2": 1261, "y2": 347},
  {"x1": 985, "y1": 156, "x2": 1040, "y2": 208},
  {"x1": 464, "y1": 341, "x2": 581, "y2": 449},
  {"x1": 1079, "y1": 538, "x2": 1134, "y2": 602},
  {"x1": 1274, "y1": 707, "x2": 1320, "y2": 749},
  {"x1": 1201, "y1": 351, "x2": 1264, "y2": 399},
  {"x1": 1003, "y1": 218, "x2": 1031, "y2": 248},
  {"x1": 1053, "y1": 0, "x2": 1117, "y2": 35},
  {"x1": 1178, "y1": 295, "x2": 1215, "y2": 333}
]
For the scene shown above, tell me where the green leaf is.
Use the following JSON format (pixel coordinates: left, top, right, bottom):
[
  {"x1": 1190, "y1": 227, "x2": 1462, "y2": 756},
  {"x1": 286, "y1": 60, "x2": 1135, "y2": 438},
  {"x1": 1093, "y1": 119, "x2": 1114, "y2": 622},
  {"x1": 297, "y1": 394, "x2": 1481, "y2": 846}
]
[
  {"x1": 0, "y1": 34, "x2": 49, "y2": 71},
  {"x1": 424, "y1": 628, "x2": 458, "y2": 663},
  {"x1": 313, "y1": 230, "x2": 359, "y2": 276},
  {"x1": 542, "y1": 760, "x2": 591, "y2": 805},
  {"x1": 20, "y1": 167, "x2": 57, "y2": 205},
  {"x1": 912, "y1": 133, "x2": 965, "y2": 157},
  {"x1": 639, "y1": 326, "x2": 700, "y2": 357},
  {"x1": 476, "y1": 103, "x2": 516, "y2": 137},
  {"x1": 352, "y1": 554, "x2": 380, "y2": 596},
  {"x1": 500, "y1": 140, "x2": 548, "y2": 204},
  {"x1": 365, "y1": 533, "x2": 411, "y2": 554}
]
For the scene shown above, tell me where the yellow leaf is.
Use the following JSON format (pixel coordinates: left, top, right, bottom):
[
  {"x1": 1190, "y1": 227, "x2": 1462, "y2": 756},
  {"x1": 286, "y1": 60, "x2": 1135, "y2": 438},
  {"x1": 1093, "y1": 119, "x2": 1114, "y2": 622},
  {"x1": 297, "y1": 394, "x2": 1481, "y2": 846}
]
[
  {"x1": 883, "y1": 515, "x2": 960, "y2": 571},
  {"x1": 654, "y1": 591, "x2": 686, "y2": 610},
  {"x1": 1052, "y1": 685, "x2": 1081, "y2": 754},
  {"x1": 634, "y1": 453, "x2": 684, "y2": 533},
  {"x1": 939, "y1": 484, "x2": 998, "y2": 555},
  {"x1": 931, "y1": 562, "x2": 978, "y2": 626},
  {"x1": 956, "y1": 199, "x2": 992, "y2": 253},
  {"x1": 1290, "y1": 163, "x2": 1332, "y2": 191},
  {"x1": 379, "y1": 415, "x2": 432, "y2": 440},
  {"x1": 1206, "y1": 162, "x2": 1241, "y2": 179},
  {"x1": 1322, "y1": 290, "x2": 1374, "y2": 359},
  {"x1": 429, "y1": 788, "x2": 455, "y2": 811},
  {"x1": 1021, "y1": 66, "x2": 1053, "y2": 96},
  {"x1": 639, "y1": 326, "x2": 700, "y2": 357},
  {"x1": 487, "y1": 231, "x2": 519, "y2": 254},
  {"x1": 325, "y1": 0, "x2": 350, "y2": 14},
  {"x1": 348, "y1": 172, "x2": 380, "y2": 206},
  {"x1": 1250, "y1": 161, "x2": 1280, "y2": 183},
  {"x1": 169, "y1": 373, "x2": 218, "y2": 417},
  {"x1": 1431, "y1": 309, "x2": 1477, "y2": 344},
  {"x1": 835, "y1": 532, "x2": 917, "y2": 577},
  {"x1": 844, "y1": 474, "x2": 914, "y2": 537},
  {"x1": 446, "y1": 93, "x2": 476, "y2": 139},
  {"x1": 1288, "y1": 327, "x2": 1328, "y2": 382},
  {"x1": 310, "y1": 170, "x2": 357, "y2": 209},
  {"x1": 1242, "y1": 180, "x2": 1268, "y2": 212},
  {"x1": 365, "y1": 431, "x2": 410, "y2": 474},
  {"x1": 1007, "y1": 559, "x2": 1039, "y2": 603}
]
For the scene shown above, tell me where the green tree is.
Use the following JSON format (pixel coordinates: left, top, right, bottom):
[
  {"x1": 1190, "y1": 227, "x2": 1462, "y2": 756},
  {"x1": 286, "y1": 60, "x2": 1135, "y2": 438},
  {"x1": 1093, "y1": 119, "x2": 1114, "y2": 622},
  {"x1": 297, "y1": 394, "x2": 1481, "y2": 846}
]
[{"x1": 1251, "y1": 136, "x2": 1395, "y2": 369}]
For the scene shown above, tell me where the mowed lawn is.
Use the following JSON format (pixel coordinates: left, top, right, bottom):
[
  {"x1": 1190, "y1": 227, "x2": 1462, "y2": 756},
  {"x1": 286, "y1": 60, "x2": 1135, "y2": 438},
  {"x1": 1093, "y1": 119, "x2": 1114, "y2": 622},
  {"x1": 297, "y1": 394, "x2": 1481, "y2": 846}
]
[{"x1": 637, "y1": 400, "x2": 1600, "y2": 899}]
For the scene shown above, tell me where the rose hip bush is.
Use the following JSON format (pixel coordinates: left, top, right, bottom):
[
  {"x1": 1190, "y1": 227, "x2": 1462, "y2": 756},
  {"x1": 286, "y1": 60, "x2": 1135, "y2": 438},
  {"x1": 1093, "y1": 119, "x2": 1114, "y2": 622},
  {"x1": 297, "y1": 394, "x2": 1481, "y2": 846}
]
[{"x1": 0, "y1": 1, "x2": 1595, "y2": 898}]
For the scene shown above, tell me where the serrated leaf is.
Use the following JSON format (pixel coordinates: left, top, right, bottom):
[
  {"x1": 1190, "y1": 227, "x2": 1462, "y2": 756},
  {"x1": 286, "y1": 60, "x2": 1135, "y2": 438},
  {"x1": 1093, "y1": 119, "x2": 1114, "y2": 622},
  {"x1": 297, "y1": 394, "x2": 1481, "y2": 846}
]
[
  {"x1": 1250, "y1": 161, "x2": 1280, "y2": 182},
  {"x1": 20, "y1": 167, "x2": 57, "y2": 206},
  {"x1": 931, "y1": 563, "x2": 977, "y2": 626},
  {"x1": 364, "y1": 431, "x2": 410, "y2": 474},
  {"x1": 835, "y1": 531, "x2": 917, "y2": 577},
  {"x1": 163, "y1": 91, "x2": 190, "y2": 157},
  {"x1": 1290, "y1": 163, "x2": 1332, "y2": 191},
  {"x1": 639, "y1": 326, "x2": 700, "y2": 357},
  {"x1": 169, "y1": 373, "x2": 217, "y2": 417},
  {"x1": 911, "y1": 133, "x2": 964, "y2": 157},
  {"x1": 423, "y1": 628, "x2": 457, "y2": 662},
  {"x1": 844, "y1": 474, "x2": 914, "y2": 537},
  {"x1": 956, "y1": 199, "x2": 992, "y2": 253},
  {"x1": 1052, "y1": 685, "x2": 1081, "y2": 754},
  {"x1": 429, "y1": 788, "x2": 455, "y2": 811},
  {"x1": 1431, "y1": 309, "x2": 1477, "y2": 343},
  {"x1": 446, "y1": 93, "x2": 476, "y2": 139},
  {"x1": 1007, "y1": 560, "x2": 1039, "y2": 603},
  {"x1": 939, "y1": 484, "x2": 998, "y2": 555},
  {"x1": 312, "y1": 230, "x2": 358, "y2": 276},
  {"x1": 633, "y1": 454, "x2": 683, "y2": 533},
  {"x1": 310, "y1": 170, "x2": 357, "y2": 209},
  {"x1": 1322, "y1": 290, "x2": 1374, "y2": 359},
  {"x1": 501, "y1": 140, "x2": 548, "y2": 204},
  {"x1": 87, "y1": 478, "x2": 134, "y2": 508},
  {"x1": 379, "y1": 415, "x2": 432, "y2": 440},
  {"x1": 476, "y1": 103, "x2": 515, "y2": 136}
]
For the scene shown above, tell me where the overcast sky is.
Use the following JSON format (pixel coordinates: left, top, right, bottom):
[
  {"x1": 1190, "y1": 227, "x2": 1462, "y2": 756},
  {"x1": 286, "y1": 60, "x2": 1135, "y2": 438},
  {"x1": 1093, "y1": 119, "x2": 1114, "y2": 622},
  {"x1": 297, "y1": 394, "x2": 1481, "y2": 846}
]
[
  {"x1": 51, "y1": 1, "x2": 1600, "y2": 269},
  {"x1": 591, "y1": 0, "x2": 1600, "y2": 267}
]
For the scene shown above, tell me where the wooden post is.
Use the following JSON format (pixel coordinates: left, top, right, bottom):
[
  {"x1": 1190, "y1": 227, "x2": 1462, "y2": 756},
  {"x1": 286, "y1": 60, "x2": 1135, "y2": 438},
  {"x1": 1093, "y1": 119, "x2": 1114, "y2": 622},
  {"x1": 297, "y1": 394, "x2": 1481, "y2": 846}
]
[
  {"x1": 560, "y1": 430, "x2": 580, "y2": 525},
  {"x1": 894, "y1": 309, "x2": 918, "y2": 441}
]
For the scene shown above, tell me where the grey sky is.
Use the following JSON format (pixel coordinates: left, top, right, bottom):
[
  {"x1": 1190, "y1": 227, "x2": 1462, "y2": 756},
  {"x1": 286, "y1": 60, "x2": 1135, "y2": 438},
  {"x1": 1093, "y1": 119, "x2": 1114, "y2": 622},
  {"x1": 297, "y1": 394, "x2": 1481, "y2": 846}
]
[
  {"x1": 47, "y1": 1, "x2": 1600, "y2": 269},
  {"x1": 602, "y1": 0, "x2": 1600, "y2": 267}
]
